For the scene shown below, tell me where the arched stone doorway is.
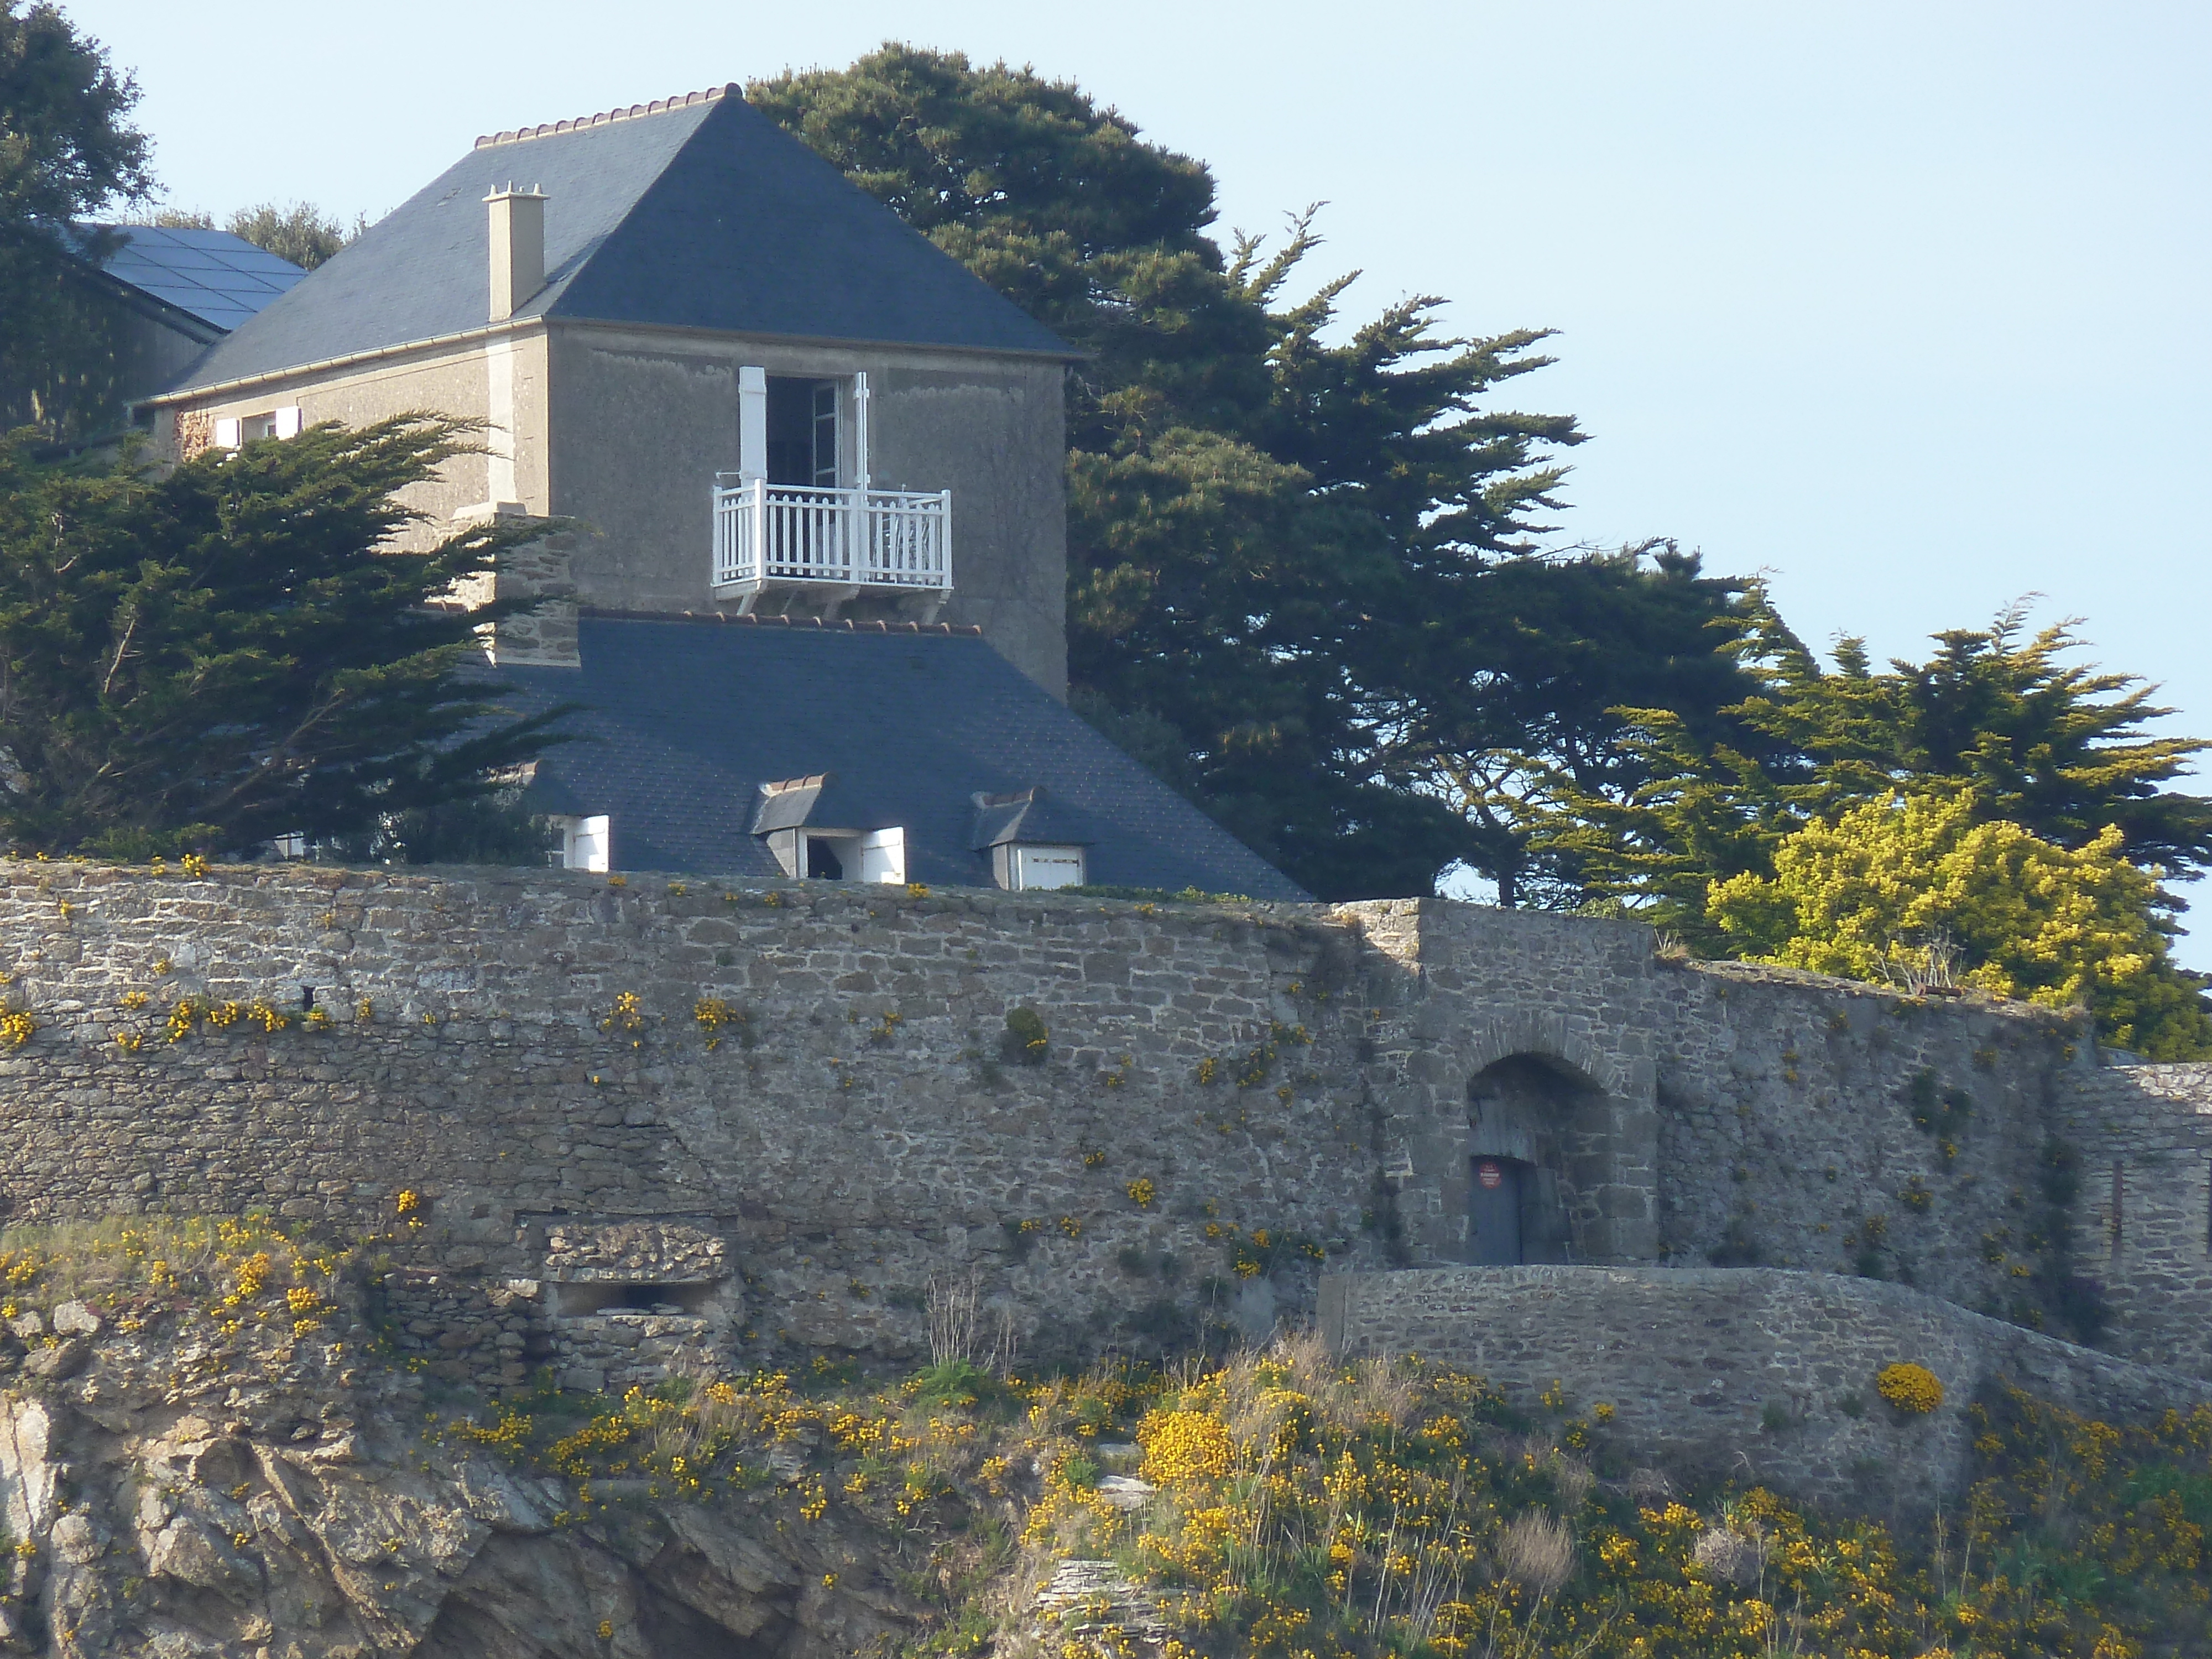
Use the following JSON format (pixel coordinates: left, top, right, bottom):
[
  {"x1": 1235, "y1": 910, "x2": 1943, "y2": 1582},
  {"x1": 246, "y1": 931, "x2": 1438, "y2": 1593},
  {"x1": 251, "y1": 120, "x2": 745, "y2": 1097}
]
[{"x1": 1455, "y1": 1054, "x2": 1600, "y2": 1265}]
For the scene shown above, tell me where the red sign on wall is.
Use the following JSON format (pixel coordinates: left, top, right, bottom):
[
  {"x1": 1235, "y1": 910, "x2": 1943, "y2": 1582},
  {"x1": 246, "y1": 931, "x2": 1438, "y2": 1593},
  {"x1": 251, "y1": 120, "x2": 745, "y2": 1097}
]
[{"x1": 1476, "y1": 1160, "x2": 1504, "y2": 1190}]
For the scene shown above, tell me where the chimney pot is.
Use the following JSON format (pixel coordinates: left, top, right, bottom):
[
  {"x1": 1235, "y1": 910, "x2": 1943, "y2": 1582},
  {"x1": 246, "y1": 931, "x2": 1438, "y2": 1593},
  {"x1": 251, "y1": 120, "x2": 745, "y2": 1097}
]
[{"x1": 484, "y1": 185, "x2": 547, "y2": 322}]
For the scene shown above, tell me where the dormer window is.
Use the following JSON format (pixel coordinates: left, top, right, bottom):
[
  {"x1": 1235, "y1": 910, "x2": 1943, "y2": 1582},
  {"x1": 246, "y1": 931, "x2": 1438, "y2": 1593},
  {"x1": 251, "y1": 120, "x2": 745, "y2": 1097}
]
[
  {"x1": 971, "y1": 787, "x2": 1095, "y2": 891},
  {"x1": 752, "y1": 775, "x2": 906, "y2": 883}
]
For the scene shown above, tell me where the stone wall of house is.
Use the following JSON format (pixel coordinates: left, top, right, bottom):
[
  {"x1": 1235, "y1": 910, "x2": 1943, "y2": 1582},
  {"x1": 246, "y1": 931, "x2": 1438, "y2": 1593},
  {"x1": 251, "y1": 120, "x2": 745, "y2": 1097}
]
[
  {"x1": 1321, "y1": 1265, "x2": 2212, "y2": 1513},
  {"x1": 0, "y1": 862, "x2": 2187, "y2": 1395}
]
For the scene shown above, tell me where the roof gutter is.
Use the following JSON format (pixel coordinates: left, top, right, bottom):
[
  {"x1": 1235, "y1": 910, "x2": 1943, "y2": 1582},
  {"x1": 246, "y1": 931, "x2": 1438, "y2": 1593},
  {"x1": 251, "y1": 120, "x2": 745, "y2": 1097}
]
[{"x1": 137, "y1": 315, "x2": 548, "y2": 410}]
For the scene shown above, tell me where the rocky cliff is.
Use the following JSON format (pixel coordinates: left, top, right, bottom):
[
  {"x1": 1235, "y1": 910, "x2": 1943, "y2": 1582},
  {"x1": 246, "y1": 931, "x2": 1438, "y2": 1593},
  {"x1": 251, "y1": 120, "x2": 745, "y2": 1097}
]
[{"x1": 0, "y1": 1223, "x2": 930, "y2": 1659}]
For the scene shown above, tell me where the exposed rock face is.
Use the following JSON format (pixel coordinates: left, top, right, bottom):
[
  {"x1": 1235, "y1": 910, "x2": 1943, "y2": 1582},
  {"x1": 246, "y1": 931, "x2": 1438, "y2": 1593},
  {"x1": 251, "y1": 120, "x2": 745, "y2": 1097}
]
[{"x1": 0, "y1": 1317, "x2": 916, "y2": 1657}]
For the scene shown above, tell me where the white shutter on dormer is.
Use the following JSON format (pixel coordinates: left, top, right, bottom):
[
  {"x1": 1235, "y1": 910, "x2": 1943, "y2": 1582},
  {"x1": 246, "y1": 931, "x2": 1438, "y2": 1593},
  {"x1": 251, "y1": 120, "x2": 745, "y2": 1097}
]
[{"x1": 213, "y1": 417, "x2": 241, "y2": 451}]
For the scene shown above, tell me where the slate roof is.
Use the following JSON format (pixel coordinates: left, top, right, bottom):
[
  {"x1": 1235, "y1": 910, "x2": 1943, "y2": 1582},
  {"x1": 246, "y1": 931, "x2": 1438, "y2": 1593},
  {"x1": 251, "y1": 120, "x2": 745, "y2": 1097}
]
[
  {"x1": 167, "y1": 85, "x2": 1071, "y2": 395},
  {"x1": 81, "y1": 225, "x2": 306, "y2": 332},
  {"x1": 495, "y1": 615, "x2": 1305, "y2": 899}
]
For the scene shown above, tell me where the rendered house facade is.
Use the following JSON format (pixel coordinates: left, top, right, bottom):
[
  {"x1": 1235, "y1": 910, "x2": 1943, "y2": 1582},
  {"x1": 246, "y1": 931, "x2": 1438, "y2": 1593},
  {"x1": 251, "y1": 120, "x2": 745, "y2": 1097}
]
[{"x1": 143, "y1": 85, "x2": 1077, "y2": 697}]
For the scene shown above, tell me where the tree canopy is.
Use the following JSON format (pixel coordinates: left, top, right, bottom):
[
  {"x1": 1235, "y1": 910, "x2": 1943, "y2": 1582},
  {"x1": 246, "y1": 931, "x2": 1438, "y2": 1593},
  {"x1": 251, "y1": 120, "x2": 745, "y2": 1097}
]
[
  {"x1": 0, "y1": 416, "x2": 565, "y2": 857},
  {"x1": 1540, "y1": 598, "x2": 2212, "y2": 940},
  {"x1": 149, "y1": 201, "x2": 362, "y2": 270},
  {"x1": 0, "y1": 0, "x2": 152, "y2": 437},
  {"x1": 752, "y1": 46, "x2": 1591, "y2": 899}
]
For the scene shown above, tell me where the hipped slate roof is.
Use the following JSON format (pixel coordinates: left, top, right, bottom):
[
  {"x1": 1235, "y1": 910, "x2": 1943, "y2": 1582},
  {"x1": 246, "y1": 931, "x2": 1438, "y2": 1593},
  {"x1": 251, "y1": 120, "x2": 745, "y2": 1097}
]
[
  {"x1": 80, "y1": 225, "x2": 306, "y2": 333},
  {"x1": 169, "y1": 85, "x2": 1070, "y2": 394},
  {"x1": 498, "y1": 616, "x2": 1305, "y2": 899}
]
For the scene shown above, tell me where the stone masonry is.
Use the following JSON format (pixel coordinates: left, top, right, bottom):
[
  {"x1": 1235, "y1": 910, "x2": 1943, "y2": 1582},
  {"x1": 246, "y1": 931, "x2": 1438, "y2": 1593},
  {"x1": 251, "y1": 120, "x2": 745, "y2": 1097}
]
[
  {"x1": 1320, "y1": 1265, "x2": 2212, "y2": 1512},
  {"x1": 0, "y1": 862, "x2": 2205, "y2": 1402}
]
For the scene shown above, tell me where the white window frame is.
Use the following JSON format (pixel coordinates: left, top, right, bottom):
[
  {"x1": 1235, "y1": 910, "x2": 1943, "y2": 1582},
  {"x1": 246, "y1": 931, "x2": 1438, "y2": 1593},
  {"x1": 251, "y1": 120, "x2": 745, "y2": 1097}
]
[
  {"x1": 765, "y1": 826, "x2": 906, "y2": 883},
  {"x1": 214, "y1": 407, "x2": 303, "y2": 451}
]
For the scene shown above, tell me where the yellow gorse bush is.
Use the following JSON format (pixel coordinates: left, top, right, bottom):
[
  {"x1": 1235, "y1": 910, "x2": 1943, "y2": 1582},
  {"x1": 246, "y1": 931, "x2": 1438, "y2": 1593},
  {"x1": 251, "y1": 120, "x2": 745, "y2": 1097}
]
[
  {"x1": 1876, "y1": 1361, "x2": 1945, "y2": 1413},
  {"x1": 1708, "y1": 789, "x2": 2210, "y2": 1057},
  {"x1": 1138, "y1": 1410, "x2": 1233, "y2": 1484}
]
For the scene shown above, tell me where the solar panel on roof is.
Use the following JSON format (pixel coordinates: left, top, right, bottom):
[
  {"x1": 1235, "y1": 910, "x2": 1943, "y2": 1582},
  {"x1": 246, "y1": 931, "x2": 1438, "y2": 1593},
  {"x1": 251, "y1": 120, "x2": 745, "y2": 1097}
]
[{"x1": 81, "y1": 224, "x2": 309, "y2": 332}]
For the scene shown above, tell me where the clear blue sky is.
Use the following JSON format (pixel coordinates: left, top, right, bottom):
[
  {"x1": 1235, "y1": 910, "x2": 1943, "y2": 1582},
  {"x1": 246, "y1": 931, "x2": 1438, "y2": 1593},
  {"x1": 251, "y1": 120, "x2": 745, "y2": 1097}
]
[{"x1": 70, "y1": 1, "x2": 2212, "y2": 951}]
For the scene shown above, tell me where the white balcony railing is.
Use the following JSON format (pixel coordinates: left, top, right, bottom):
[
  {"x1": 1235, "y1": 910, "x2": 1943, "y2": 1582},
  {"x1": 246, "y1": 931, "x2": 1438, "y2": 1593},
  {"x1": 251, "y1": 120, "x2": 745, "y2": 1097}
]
[{"x1": 712, "y1": 479, "x2": 952, "y2": 594}]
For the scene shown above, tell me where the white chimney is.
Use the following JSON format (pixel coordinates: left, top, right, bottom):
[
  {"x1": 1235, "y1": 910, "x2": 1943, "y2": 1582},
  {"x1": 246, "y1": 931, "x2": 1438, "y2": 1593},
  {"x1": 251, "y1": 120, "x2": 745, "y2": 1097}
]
[{"x1": 484, "y1": 184, "x2": 546, "y2": 321}]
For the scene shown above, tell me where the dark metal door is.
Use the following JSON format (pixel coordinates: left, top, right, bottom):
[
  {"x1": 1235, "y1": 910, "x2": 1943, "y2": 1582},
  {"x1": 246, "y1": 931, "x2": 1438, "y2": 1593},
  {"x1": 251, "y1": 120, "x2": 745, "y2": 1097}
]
[{"x1": 1470, "y1": 1157, "x2": 1525, "y2": 1265}]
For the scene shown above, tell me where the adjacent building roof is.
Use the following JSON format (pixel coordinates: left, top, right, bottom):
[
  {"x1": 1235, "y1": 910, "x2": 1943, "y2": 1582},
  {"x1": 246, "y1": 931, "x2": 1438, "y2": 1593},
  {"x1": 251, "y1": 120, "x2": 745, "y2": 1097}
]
[
  {"x1": 497, "y1": 615, "x2": 1306, "y2": 899},
  {"x1": 168, "y1": 85, "x2": 1071, "y2": 395},
  {"x1": 83, "y1": 225, "x2": 307, "y2": 333}
]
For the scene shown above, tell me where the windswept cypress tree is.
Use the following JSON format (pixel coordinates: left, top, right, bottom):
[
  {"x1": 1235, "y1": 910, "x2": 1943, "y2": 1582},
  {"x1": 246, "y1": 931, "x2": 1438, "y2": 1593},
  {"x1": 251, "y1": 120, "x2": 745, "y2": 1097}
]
[
  {"x1": 752, "y1": 48, "x2": 1584, "y2": 898},
  {"x1": 0, "y1": 416, "x2": 566, "y2": 857}
]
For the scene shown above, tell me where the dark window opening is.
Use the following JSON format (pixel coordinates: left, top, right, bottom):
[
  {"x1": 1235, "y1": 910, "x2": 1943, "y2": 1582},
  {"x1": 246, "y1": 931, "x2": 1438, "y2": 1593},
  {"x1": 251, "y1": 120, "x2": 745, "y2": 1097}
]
[
  {"x1": 766, "y1": 377, "x2": 838, "y2": 487},
  {"x1": 554, "y1": 1280, "x2": 717, "y2": 1317},
  {"x1": 806, "y1": 836, "x2": 844, "y2": 880}
]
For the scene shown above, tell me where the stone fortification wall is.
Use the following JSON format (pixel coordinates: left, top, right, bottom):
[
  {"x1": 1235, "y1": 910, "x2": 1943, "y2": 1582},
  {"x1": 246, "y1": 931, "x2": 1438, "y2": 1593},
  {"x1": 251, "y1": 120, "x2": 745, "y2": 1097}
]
[
  {"x1": 2053, "y1": 1062, "x2": 2212, "y2": 1375},
  {"x1": 1321, "y1": 1265, "x2": 2212, "y2": 1513},
  {"x1": 0, "y1": 862, "x2": 2184, "y2": 1393},
  {"x1": 1651, "y1": 965, "x2": 2083, "y2": 1320},
  {"x1": 1358, "y1": 902, "x2": 2085, "y2": 1342},
  {"x1": 0, "y1": 864, "x2": 1405, "y2": 1385}
]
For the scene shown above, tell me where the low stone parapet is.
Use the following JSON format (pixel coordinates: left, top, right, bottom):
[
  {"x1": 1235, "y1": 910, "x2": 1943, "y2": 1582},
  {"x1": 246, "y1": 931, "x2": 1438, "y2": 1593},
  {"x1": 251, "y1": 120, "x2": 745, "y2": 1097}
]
[{"x1": 1321, "y1": 1265, "x2": 2212, "y2": 1512}]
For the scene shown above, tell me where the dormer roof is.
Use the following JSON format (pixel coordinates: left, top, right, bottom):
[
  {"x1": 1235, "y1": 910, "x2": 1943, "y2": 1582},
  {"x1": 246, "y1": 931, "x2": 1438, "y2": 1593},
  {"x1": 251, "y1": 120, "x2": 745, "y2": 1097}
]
[
  {"x1": 751, "y1": 773, "x2": 895, "y2": 836},
  {"x1": 969, "y1": 786, "x2": 1100, "y2": 849},
  {"x1": 164, "y1": 85, "x2": 1072, "y2": 397}
]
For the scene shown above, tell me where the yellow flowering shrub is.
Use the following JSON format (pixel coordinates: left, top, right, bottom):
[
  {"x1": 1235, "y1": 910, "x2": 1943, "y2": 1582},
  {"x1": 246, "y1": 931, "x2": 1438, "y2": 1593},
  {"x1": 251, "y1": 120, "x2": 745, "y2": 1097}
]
[
  {"x1": 1876, "y1": 1361, "x2": 1945, "y2": 1414},
  {"x1": 1709, "y1": 789, "x2": 2210, "y2": 1057},
  {"x1": 1138, "y1": 1410, "x2": 1233, "y2": 1484}
]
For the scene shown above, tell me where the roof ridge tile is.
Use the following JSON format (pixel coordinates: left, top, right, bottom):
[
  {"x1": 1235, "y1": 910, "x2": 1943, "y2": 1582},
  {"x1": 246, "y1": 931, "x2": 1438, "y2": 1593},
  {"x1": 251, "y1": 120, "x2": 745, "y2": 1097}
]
[
  {"x1": 477, "y1": 84, "x2": 740, "y2": 149},
  {"x1": 575, "y1": 607, "x2": 983, "y2": 637}
]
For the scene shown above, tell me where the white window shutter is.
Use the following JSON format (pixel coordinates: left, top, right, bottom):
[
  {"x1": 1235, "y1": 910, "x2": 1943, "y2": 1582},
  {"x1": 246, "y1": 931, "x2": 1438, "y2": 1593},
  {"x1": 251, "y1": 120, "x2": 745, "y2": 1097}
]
[
  {"x1": 738, "y1": 367, "x2": 768, "y2": 479},
  {"x1": 857, "y1": 827, "x2": 906, "y2": 884},
  {"x1": 273, "y1": 406, "x2": 305, "y2": 439},
  {"x1": 213, "y1": 417, "x2": 241, "y2": 451},
  {"x1": 556, "y1": 815, "x2": 611, "y2": 873}
]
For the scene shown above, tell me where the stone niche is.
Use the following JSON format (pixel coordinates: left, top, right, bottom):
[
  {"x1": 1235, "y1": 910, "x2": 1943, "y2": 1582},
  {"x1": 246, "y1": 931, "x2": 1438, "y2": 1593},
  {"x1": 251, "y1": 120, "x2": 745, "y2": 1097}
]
[
  {"x1": 535, "y1": 1219, "x2": 738, "y2": 1395},
  {"x1": 538, "y1": 1219, "x2": 734, "y2": 1319},
  {"x1": 1458, "y1": 1055, "x2": 1592, "y2": 1265}
]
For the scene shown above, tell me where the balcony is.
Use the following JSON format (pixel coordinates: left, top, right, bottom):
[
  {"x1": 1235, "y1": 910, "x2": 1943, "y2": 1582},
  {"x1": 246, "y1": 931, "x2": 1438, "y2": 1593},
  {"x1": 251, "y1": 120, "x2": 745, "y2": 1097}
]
[{"x1": 711, "y1": 478, "x2": 951, "y2": 608}]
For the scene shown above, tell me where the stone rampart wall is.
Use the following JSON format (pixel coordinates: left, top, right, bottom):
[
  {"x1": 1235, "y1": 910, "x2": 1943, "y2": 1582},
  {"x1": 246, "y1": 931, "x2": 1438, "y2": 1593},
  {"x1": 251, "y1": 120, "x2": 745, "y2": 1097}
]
[
  {"x1": 2054, "y1": 1062, "x2": 2212, "y2": 1375},
  {"x1": 1321, "y1": 1265, "x2": 2212, "y2": 1512},
  {"x1": 0, "y1": 862, "x2": 2185, "y2": 1391}
]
